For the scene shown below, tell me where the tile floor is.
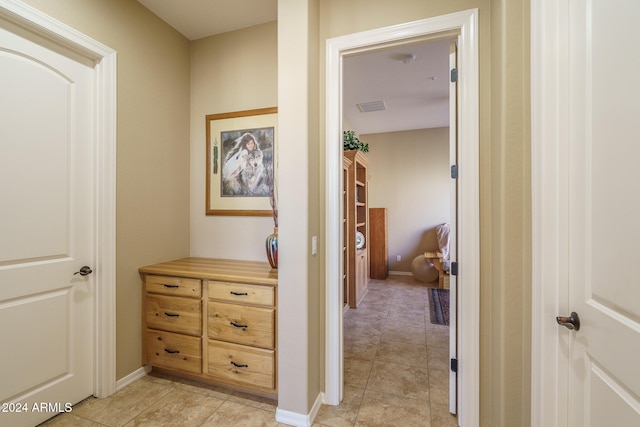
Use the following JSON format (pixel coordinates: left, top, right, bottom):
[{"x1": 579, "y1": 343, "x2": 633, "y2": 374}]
[
  {"x1": 41, "y1": 275, "x2": 456, "y2": 427},
  {"x1": 315, "y1": 276, "x2": 457, "y2": 427}
]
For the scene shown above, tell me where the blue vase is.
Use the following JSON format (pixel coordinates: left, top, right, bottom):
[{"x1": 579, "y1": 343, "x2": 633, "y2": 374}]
[{"x1": 266, "y1": 228, "x2": 278, "y2": 269}]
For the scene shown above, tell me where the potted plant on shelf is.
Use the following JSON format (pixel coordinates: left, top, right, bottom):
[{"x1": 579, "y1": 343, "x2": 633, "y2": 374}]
[{"x1": 343, "y1": 130, "x2": 369, "y2": 152}]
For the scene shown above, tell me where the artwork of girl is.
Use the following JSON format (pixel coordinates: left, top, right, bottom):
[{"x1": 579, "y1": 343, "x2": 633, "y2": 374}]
[{"x1": 221, "y1": 129, "x2": 273, "y2": 196}]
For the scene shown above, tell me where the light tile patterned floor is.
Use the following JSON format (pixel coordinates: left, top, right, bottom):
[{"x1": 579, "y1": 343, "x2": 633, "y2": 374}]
[
  {"x1": 315, "y1": 276, "x2": 457, "y2": 427},
  {"x1": 40, "y1": 275, "x2": 456, "y2": 427}
]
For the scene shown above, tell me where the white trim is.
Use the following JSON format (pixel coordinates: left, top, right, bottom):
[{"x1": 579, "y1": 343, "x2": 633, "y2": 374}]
[
  {"x1": 324, "y1": 28, "x2": 344, "y2": 406},
  {"x1": 388, "y1": 271, "x2": 413, "y2": 276},
  {"x1": 531, "y1": 0, "x2": 568, "y2": 425},
  {"x1": 276, "y1": 392, "x2": 323, "y2": 427},
  {"x1": 325, "y1": 9, "x2": 479, "y2": 426},
  {"x1": 0, "y1": 0, "x2": 117, "y2": 399},
  {"x1": 116, "y1": 367, "x2": 151, "y2": 391},
  {"x1": 454, "y1": 11, "x2": 480, "y2": 427},
  {"x1": 92, "y1": 26, "x2": 118, "y2": 400},
  {"x1": 448, "y1": 39, "x2": 459, "y2": 415}
]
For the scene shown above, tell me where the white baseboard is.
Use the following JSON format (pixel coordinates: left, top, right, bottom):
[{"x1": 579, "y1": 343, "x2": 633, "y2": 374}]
[
  {"x1": 309, "y1": 392, "x2": 323, "y2": 424},
  {"x1": 275, "y1": 392, "x2": 323, "y2": 427},
  {"x1": 115, "y1": 366, "x2": 151, "y2": 391},
  {"x1": 388, "y1": 270, "x2": 412, "y2": 276}
]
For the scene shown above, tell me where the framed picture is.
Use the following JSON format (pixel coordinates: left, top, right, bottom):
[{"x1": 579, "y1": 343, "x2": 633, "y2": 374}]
[{"x1": 206, "y1": 107, "x2": 277, "y2": 216}]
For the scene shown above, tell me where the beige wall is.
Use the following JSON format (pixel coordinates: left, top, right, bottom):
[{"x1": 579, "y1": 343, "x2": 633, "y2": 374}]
[
  {"x1": 489, "y1": 0, "x2": 532, "y2": 425},
  {"x1": 21, "y1": 0, "x2": 191, "y2": 380},
  {"x1": 276, "y1": 0, "x2": 323, "y2": 414},
  {"x1": 362, "y1": 128, "x2": 451, "y2": 273},
  {"x1": 190, "y1": 22, "x2": 278, "y2": 260}
]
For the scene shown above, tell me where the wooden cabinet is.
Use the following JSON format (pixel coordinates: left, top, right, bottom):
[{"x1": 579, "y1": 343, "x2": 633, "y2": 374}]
[
  {"x1": 145, "y1": 293, "x2": 202, "y2": 335},
  {"x1": 207, "y1": 301, "x2": 274, "y2": 348},
  {"x1": 355, "y1": 248, "x2": 368, "y2": 300},
  {"x1": 208, "y1": 341, "x2": 274, "y2": 390},
  {"x1": 342, "y1": 156, "x2": 352, "y2": 310},
  {"x1": 369, "y1": 208, "x2": 388, "y2": 279},
  {"x1": 344, "y1": 150, "x2": 369, "y2": 308},
  {"x1": 145, "y1": 329, "x2": 202, "y2": 375},
  {"x1": 140, "y1": 257, "x2": 277, "y2": 398}
]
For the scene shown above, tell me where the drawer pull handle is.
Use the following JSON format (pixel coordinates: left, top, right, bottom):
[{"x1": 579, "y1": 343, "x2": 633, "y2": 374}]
[
  {"x1": 164, "y1": 312, "x2": 180, "y2": 317},
  {"x1": 230, "y1": 361, "x2": 248, "y2": 368},
  {"x1": 163, "y1": 284, "x2": 180, "y2": 288},
  {"x1": 230, "y1": 291, "x2": 248, "y2": 296},
  {"x1": 164, "y1": 349, "x2": 180, "y2": 354},
  {"x1": 230, "y1": 321, "x2": 248, "y2": 330}
]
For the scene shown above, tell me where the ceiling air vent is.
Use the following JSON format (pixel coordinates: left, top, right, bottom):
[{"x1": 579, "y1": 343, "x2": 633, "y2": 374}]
[{"x1": 356, "y1": 100, "x2": 387, "y2": 113}]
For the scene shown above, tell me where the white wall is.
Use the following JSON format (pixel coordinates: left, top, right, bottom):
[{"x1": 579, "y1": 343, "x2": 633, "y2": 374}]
[{"x1": 362, "y1": 127, "x2": 450, "y2": 272}]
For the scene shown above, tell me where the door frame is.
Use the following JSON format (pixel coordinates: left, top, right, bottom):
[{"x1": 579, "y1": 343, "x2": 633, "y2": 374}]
[
  {"x1": 0, "y1": 0, "x2": 117, "y2": 398},
  {"x1": 324, "y1": 9, "x2": 479, "y2": 425},
  {"x1": 531, "y1": 0, "x2": 569, "y2": 425}
]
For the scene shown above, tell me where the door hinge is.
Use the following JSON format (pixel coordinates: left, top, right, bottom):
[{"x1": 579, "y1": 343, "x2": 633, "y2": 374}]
[
  {"x1": 451, "y1": 68, "x2": 458, "y2": 83},
  {"x1": 450, "y1": 261, "x2": 458, "y2": 276},
  {"x1": 451, "y1": 164, "x2": 458, "y2": 179},
  {"x1": 451, "y1": 358, "x2": 458, "y2": 373}
]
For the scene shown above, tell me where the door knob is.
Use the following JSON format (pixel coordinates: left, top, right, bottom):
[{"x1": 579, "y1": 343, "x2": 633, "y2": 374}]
[
  {"x1": 556, "y1": 311, "x2": 580, "y2": 331},
  {"x1": 74, "y1": 266, "x2": 93, "y2": 276}
]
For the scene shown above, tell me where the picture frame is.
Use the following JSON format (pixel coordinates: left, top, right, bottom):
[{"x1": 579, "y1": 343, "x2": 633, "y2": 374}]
[{"x1": 206, "y1": 107, "x2": 277, "y2": 216}]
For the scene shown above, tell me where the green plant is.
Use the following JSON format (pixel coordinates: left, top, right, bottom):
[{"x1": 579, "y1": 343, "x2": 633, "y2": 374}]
[{"x1": 343, "y1": 130, "x2": 369, "y2": 152}]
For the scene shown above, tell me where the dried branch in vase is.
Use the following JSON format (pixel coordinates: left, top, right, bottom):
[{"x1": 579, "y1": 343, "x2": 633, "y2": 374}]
[{"x1": 265, "y1": 166, "x2": 278, "y2": 228}]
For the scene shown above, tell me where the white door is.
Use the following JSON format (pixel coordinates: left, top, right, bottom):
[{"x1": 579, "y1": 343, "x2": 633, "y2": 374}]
[
  {"x1": 566, "y1": 0, "x2": 640, "y2": 424},
  {"x1": 533, "y1": 0, "x2": 640, "y2": 425},
  {"x1": 0, "y1": 16, "x2": 95, "y2": 427}
]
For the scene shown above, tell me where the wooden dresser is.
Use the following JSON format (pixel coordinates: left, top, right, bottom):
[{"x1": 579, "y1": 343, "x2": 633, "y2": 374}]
[{"x1": 139, "y1": 257, "x2": 278, "y2": 398}]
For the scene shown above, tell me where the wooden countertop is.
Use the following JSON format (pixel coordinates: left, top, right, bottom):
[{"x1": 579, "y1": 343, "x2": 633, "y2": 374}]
[{"x1": 139, "y1": 257, "x2": 277, "y2": 286}]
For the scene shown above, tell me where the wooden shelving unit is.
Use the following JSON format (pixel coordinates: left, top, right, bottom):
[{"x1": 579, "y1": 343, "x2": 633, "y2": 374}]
[
  {"x1": 342, "y1": 156, "x2": 352, "y2": 311},
  {"x1": 344, "y1": 150, "x2": 369, "y2": 308}
]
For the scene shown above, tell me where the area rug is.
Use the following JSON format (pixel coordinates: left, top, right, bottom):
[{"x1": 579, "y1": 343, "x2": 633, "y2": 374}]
[{"x1": 428, "y1": 288, "x2": 450, "y2": 325}]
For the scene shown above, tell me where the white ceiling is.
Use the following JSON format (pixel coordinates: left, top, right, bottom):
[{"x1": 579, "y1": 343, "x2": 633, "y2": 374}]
[
  {"x1": 137, "y1": 1, "x2": 451, "y2": 135},
  {"x1": 137, "y1": 0, "x2": 277, "y2": 41},
  {"x1": 343, "y1": 40, "x2": 452, "y2": 135}
]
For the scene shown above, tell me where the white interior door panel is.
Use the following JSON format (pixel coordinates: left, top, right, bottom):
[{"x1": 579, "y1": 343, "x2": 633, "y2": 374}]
[{"x1": 0, "y1": 16, "x2": 95, "y2": 427}]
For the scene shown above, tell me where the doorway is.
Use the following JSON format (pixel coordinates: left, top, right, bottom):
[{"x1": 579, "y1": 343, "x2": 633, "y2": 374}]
[
  {"x1": 325, "y1": 9, "x2": 479, "y2": 426},
  {"x1": 341, "y1": 37, "x2": 455, "y2": 413}
]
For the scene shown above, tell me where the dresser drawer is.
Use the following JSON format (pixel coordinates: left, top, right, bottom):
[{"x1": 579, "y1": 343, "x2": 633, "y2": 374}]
[
  {"x1": 146, "y1": 294, "x2": 201, "y2": 335},
  {"x1": 146, "y1": 275, "x2": 201, "y2": 298},
  {"x1": 146, "y1": 329, "x2": 201, "y2": 374},
  {"x1": 208, "y1": 281, "x2": 275, "y2": 307},
  {"x1": 208, "y1": 340, "x2": 274, "y2": 390},
  {"x1": 207, "y1": 302, "x2": 274, "y2": 349}
]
